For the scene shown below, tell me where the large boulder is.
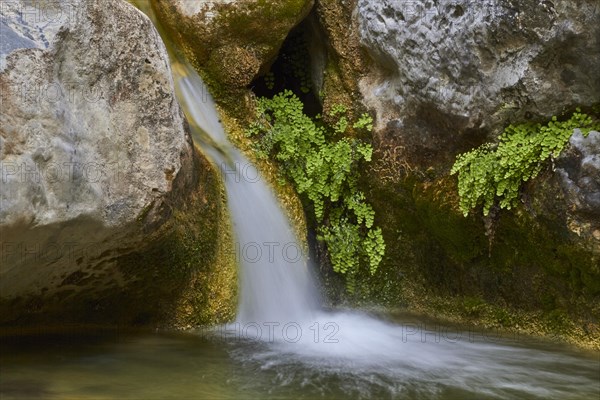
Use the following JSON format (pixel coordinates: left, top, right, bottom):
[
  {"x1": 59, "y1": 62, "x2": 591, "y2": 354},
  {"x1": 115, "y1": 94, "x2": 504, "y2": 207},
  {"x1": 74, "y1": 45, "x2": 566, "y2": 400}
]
[
  {"x1": 150, "y1": 0, "x2": 314, "y2": 88},
  {"x1": 357, "y1": 0, "x2": 600, "y2": 166},
  {"x1": 0, "y1": 0, "x2": 235, "y2": 327}
]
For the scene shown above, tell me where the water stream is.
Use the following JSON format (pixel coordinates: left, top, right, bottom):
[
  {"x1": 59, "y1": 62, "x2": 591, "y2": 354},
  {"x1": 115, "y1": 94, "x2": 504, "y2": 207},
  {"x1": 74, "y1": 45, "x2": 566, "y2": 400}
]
[
  {"x1": 2, "y1": 4, "x2": 598, "y2": 400},
  {"x1": 173, "y1": 59, "x2": 320, "y2": 326}
]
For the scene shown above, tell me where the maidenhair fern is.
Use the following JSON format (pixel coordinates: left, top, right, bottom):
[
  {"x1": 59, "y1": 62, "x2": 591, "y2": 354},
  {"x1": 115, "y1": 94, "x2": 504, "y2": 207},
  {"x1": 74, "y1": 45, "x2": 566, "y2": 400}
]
[
  {"x1": 451, "y1": 109, "x2": 599, "y2": 216},
  {"x1": 246, "y1": 90, "x2": 385, "y2": 292}
]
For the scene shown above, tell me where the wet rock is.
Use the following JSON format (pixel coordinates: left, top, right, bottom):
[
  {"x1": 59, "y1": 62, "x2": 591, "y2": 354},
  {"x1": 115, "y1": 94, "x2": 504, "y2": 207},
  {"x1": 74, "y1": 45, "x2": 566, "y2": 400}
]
[{"x1": 555, "y1": 130, "x2": 600, "y2": 246}]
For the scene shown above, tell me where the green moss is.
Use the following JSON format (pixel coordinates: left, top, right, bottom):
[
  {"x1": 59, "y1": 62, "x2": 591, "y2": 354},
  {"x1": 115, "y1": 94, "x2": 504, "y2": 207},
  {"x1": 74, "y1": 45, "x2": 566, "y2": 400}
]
[
  {"x1": 345, "y1": 157, "x2": 600, "y2": 348},
  {"x1": 320, "y1": 60, "x2": 357, "y2": 128},
  {"x1": 214, "y1": 0, "x2": 310, "y2": 41},
  {"x1": 114, "y1": 150, "x2": 237, "y2": 327},
  {"x1": 461, "y1": 296, "x2": 487, "y2": 317},
  {"x1": 316, "y1": 0, "x2": 367, "y2": 109},
  {"x1": 151, "y1": 0, "x2": 313, "y2": 91},
  {"x1": 168, "y1": 160, "x2": 238, "y2": 327},
  {"x1": 413, "y1": 179, "x2": 486, "y2": 264},
  {"x1": 489, "y1": 206, "x2": 600, "y2": 299}
]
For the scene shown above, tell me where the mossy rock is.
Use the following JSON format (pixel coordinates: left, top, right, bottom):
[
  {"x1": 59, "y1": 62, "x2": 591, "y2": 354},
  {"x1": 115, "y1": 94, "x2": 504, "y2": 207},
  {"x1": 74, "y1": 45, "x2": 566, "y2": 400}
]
[
  {"x1": 119, "y1": 148, "x2": 238, "y2": 328},
  {"x1": 313, "y1": 0, "x2": 370, "y2": 129},
  {"x1": 349, "y1": 152, "x2": 600, "y2": 348},
  {"x1": 151, "y1": 0, "x2": 314, "y2": 89},
  {"x1": 0, "y1": 149, "x2": 237, "y2": 329}
]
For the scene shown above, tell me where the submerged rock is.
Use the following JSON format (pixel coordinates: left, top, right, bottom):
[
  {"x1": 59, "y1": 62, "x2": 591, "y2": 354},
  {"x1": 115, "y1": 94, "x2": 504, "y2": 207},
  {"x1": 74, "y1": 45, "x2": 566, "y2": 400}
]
[{"x1": 0, "y1": 0, "x2": 235, "y2": 327}]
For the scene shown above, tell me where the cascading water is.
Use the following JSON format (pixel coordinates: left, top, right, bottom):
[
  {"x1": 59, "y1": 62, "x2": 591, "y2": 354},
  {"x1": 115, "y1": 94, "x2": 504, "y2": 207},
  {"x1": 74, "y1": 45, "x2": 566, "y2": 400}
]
[
  {"x1": 173, "y1": 61, "x2": 320, "y2": 325},
  {"x1": 131, "y1": 4, "x2": 600, "y2": 399}
]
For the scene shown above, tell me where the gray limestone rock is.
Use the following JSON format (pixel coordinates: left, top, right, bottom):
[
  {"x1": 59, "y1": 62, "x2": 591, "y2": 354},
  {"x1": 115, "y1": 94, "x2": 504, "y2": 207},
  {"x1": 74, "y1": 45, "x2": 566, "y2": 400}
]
[{"x1": 0, "y1": 0, "x2": 213, "y2": 325}]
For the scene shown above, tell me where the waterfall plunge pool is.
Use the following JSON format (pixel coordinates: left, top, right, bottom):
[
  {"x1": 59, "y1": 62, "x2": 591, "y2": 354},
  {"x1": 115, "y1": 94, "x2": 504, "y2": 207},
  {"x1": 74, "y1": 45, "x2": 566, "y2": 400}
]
[{"x1": 1, "y1": 312, "x2": 598, "y2": 400}]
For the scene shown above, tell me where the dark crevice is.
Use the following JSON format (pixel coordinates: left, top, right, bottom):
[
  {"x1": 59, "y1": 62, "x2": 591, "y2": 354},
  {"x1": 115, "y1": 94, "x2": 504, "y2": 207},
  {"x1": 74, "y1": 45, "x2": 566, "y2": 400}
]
[{"x1": 249, "y1": 10, "x2": 324, "y2": 117}]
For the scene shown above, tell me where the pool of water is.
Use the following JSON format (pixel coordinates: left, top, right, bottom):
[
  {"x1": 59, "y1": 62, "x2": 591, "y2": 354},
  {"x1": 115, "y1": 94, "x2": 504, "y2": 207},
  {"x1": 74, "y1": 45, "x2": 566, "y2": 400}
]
[{"x1": 1, "y1": 312, "x2": 598, "y2": 400}]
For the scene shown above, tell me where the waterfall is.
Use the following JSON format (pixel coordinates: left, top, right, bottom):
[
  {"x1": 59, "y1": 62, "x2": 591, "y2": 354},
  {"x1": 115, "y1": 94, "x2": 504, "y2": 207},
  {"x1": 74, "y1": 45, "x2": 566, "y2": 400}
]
[
  {"x1": 112, "y1": 7, "x2": 600, "y2": 399},
  {"x1": 130, "y1": 2, "x2": 319, "y2": 326},
  {"x1": 173, "y1": 62, "x2": 320, "y2": 325}
]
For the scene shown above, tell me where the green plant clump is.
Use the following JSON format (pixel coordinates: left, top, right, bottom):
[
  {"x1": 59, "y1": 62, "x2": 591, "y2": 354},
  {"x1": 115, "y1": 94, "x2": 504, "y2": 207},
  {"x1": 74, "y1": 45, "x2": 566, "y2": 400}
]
[
  {"x1": 246, "y1": 90, "x2": 385, "y2": 292},
  {"x1": 451, "y1": 110, "x2": 599, "y2": 216}
]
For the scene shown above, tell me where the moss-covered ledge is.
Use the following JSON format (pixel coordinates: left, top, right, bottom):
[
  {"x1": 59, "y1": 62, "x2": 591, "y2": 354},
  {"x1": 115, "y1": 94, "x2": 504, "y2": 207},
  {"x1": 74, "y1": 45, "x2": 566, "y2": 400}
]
[
  {"x1": 151, "y1": 0, "x2": 314, "y2": 90},
  {"x1": 344, "y1": 164, "x2": 600, "y2": 349},
  {"x1": 147, "y1": 0, "x2": 312, "y2": 250}
]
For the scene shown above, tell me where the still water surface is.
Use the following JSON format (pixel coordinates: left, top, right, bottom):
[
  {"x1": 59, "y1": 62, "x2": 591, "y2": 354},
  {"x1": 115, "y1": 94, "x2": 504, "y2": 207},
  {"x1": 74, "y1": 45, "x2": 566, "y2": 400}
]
[{"x1": 1, "y1": 313, "x2": 598, "y2": 400}]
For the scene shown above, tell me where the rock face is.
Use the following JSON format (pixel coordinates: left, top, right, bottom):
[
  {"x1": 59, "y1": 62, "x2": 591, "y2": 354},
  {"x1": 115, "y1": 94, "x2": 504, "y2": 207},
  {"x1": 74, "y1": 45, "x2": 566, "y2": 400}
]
[
  {"x1": 556, "y1": 130, "x2": 600, "y2": 241},
  {"x1": 357, "y1": 0, "x2": 600, "y2": 166},
  {"x1": 151, "y1": 0, "x2": 314, "y2": 88},
  {"x1": 353, "y1": 0, "x2": 600, "y2": 250},
  {"x1": 0, "y1": 0, "x2": 235, "y2": 326}
]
